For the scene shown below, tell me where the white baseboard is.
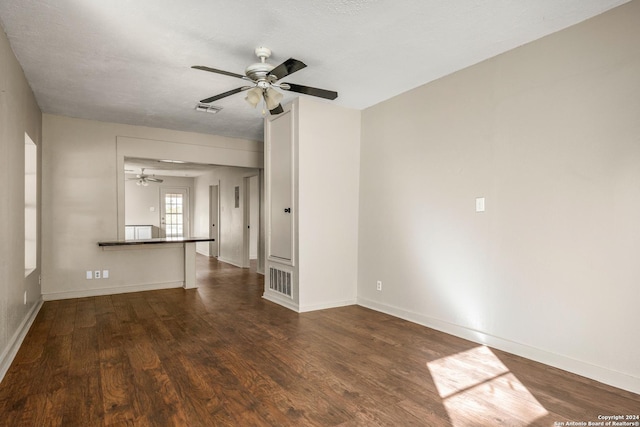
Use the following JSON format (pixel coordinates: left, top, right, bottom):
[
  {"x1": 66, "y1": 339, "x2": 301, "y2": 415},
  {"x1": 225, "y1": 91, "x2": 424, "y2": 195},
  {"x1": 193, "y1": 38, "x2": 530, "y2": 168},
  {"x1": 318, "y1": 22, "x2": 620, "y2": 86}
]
[
  {"x1": 262, "y1": 292, "x2": 356, "y2": 313},
  {"x1": 42, "y1": 281, "x2": 184, "y2": 301},
  {"x1": 262, "y1": 292, "x2": 300, "y2": 312},
  {"x1": 299, "y1": 299, "x2": 357, "y2": 313},
  {"x1": 357, "y1": 296, "x2": 640, "y2": 395},
  {"x1": 0, "y1": 298, "x2": 43, "y2": 384},
  {"x1": 217, "y1": 257, "x2": 244, "y2": 269}
]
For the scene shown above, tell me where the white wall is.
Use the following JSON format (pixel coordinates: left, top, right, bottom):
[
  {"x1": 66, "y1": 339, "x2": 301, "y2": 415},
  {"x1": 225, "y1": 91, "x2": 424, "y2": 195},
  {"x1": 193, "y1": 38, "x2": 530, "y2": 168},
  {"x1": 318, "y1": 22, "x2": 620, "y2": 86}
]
[
  {"x1": 193, "y1": 173, "x2": 215, "y2": 257},
  {"x1": 297, "y1": 98, "x2": 361, "y2": 312},
  {"x1": 124, "y1": 174, "x2": 164, "y2": 227},
  {"x1": 357, "y1": 1, "x2": 640, "y2": 394},
  {"x1": 194, "y1": 166, "x2": 259, "y2": 267},
  {"x1": 0, "y1": 24, "x2": 43, "y2": 380},
  {"x1": 42, "y1": 114, "x2": 262, "y2": 300}
]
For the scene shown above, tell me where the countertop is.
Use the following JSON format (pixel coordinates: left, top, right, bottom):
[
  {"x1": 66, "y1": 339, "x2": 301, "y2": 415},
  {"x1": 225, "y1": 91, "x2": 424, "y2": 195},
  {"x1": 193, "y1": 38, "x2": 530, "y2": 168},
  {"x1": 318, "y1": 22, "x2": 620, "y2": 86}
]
[{"x1": 98, "y1": 237, "x2": 215, "y2": 247}]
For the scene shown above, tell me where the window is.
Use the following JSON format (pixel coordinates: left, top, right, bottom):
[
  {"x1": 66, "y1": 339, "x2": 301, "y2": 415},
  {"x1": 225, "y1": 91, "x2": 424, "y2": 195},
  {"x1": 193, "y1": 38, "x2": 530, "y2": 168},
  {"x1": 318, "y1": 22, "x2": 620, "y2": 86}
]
[{"x1": 25, "y1": 133, "x2": 37, "y2": 275}]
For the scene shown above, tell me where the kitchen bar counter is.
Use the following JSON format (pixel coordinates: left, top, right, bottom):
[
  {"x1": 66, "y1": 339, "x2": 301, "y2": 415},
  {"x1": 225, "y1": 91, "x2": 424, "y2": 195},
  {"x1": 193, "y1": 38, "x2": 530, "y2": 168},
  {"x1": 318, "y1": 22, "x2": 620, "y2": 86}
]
[
  {"x1": 98, "y1": 237, "x2": 215, "y2": 289},
  {"x1": 98, "y1": 237, "x2": 215, "y2": 246}
]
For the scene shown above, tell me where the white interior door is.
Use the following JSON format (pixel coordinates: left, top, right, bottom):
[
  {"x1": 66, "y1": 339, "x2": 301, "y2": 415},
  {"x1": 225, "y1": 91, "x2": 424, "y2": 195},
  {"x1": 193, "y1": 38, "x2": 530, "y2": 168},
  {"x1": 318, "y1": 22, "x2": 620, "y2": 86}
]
[
  {"x1": 243, "y1": 177, "x2": 251, "y2": 268},
  {"x1": 267, "y1": 110, "x2": 293, "y2": 262},
  {"x1": 209, "y1": 184, "x2": 219, "y2": 257},
  {"x1": 160, "y1": 187, "x2": 189, "y2": 238},
  {"x1": 249, "y1": 175, "x2": 259, "y2": 260}
]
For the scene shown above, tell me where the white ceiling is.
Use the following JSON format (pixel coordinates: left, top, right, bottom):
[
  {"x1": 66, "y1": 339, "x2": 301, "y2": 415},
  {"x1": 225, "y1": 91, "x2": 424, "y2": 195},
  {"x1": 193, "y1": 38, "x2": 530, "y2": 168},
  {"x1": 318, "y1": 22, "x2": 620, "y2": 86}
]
[{"x1": 0, "y1": 0, "x2": 629, "y2": 142}]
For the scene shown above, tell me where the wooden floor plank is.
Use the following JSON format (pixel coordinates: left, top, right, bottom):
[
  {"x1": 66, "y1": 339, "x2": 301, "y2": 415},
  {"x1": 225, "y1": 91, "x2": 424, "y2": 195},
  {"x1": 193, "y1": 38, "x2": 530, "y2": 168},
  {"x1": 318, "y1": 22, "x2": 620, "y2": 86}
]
[
  {"x1": 75, "y1": 297, "x2": 97, "y2": 329},
  {"x1": 1, "y1": 256, "x2": 638, "y2": 426},
  {"x1": 63, "y1": 323, "x2": 104, "y2": 426},
  {"x1": 100, "y1": 346, "x2": 137, "y2": 426},
  {"x1": 49, "y1": 299, "x2": 77, "y2": 337}
]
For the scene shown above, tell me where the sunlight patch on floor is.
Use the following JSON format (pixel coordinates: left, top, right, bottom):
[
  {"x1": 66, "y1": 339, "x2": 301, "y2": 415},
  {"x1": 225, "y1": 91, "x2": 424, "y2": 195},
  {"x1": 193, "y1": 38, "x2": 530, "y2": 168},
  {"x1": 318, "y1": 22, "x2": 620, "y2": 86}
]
[{"x1": 427, "y1": 346, "x2": 548, "y2": 426}]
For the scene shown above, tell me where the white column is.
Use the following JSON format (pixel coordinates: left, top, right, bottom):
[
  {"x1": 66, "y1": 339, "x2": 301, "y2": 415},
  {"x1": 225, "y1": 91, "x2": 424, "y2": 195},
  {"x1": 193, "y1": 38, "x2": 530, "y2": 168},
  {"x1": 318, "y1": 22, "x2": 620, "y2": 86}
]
[{"x1": 184, "y1": 242, "x2": 197, "y2": 289}]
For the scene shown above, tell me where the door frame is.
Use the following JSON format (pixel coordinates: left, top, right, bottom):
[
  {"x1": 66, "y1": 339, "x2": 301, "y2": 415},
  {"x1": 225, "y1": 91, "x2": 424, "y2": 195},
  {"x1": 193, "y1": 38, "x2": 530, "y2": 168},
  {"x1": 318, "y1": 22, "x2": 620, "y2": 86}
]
[
  {"x1": 242, "y1": 174, "x2": 260, "y2": 268},
  {"x1": 209, "y1": 183, "x2": 220, "y2": 257}
]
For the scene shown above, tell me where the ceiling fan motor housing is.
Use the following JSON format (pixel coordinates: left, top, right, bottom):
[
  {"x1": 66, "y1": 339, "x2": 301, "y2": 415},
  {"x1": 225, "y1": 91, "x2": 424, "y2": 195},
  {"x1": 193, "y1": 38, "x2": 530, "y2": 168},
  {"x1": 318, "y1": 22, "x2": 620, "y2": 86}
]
[
  {"x1": 245, "y1": 63, "x2": 275, "y2": 82},
  {"x1": 245, "y1": 46, "x2": 275, "y2": 82}
]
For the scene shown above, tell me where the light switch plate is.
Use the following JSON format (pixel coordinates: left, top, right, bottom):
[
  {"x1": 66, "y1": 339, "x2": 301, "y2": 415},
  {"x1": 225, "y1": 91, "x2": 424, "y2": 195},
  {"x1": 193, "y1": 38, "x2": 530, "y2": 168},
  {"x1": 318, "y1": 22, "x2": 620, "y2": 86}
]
[
  {"x1": 86, "y1": 271, "x2": 93, "y2": 280},
  {"x1": 102, "y1": 270, "x2": 109, "y2": 279},
  {"x1": 476, "y1": 197, "x2": 485, "y2": 212}
]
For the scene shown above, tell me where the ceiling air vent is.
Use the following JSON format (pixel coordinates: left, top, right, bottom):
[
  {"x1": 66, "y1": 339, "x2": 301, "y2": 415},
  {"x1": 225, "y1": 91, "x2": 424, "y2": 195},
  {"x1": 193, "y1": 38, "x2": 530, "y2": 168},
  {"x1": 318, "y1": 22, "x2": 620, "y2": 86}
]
[{"x1": 195, "y1": 103, "x2": 223, "y2": 114}]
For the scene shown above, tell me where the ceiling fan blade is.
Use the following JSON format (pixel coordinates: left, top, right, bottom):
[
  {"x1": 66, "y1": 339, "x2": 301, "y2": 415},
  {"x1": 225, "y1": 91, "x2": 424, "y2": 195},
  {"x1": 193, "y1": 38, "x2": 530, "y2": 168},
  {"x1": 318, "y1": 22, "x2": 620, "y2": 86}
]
[
  {"x1": 283, "y1": 83, "x2": 338, "y2": 100},
  {"x1": 269, "y1": 104, "x2": 284, "y2": 115},
  {"x1": 147, "y1": 177, "x2": 164, "y2": 183},
  {"x1": 268, "y1": 58, "x2": 307, "y2": 80},
  {"x1": 192, "y1": 65, "x2": 246, "y2": 80},
  {"x1": 200, "y1": 86, "x2": 251, "y2": 103}
]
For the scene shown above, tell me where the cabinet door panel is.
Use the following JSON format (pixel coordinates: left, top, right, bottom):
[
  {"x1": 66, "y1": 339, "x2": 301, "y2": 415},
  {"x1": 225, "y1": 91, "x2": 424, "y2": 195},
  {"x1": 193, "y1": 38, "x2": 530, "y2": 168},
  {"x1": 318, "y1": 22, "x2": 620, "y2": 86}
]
[
  {"x1": 125, "y1": 226, "x2": 135, "y2": 240},
  {"x1": 136, "y1": 226, "x2": 152, "y2": 239},
  {"x1": 268, "y1": 109, "x2": 293, "y2": 261}
]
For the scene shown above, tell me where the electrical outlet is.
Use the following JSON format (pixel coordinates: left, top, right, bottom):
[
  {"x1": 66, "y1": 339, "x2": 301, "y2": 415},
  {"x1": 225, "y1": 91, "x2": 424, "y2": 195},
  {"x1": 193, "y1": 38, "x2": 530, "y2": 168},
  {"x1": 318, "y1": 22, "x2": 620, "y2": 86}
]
[
  {"x1": 86, "y1": 271, "x2": 93, "y2": 280},
  {"x1": 94, "y1": 270, "x2": 101, "y2": 279},
  {"x1": 376, "y1": 280, "x2": 382, "y2": 291},
  {"x1": 102, "y1": 270, "x2": 109, "y2": 279}
]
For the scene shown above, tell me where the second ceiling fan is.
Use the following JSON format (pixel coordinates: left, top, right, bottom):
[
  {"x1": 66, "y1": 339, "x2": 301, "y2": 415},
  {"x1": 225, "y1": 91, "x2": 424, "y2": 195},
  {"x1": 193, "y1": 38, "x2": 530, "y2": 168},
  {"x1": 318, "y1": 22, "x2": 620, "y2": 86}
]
[
  {"x1": 127, "y1": 168, "x2": 163, "y2": 186},
  {"x1": 192, "y1": 47, "x2": 338, "y2": 115}
]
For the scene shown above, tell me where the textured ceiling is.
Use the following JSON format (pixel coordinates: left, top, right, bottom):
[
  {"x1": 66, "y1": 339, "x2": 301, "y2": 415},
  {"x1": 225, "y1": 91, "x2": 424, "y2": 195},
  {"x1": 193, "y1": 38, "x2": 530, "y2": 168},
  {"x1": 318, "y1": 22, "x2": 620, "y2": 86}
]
[{"x1": 0, "y1": 0, "x2": 629, "y2": 142}]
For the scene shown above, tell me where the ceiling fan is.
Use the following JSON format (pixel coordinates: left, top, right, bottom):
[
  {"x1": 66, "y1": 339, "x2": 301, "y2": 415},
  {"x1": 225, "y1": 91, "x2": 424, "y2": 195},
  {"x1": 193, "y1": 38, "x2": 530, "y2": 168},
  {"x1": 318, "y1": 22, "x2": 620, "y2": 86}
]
[
  {"x1": 192, "y1": 47, "x2": 338, "y2": 115},
  {"x1": 127, "y1": 168, "x2": 164, "y2": 186}
]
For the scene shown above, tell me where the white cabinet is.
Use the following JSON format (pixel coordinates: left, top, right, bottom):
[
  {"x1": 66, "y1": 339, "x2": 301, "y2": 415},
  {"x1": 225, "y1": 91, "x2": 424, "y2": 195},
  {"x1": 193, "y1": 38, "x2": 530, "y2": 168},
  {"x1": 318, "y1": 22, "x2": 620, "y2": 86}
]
[
  {"x1": 264, "y1": 98, "x2": 361, "y2": 313},
  {"x1": 125, "y1": 225, "x2": 153, "y2": 240}
]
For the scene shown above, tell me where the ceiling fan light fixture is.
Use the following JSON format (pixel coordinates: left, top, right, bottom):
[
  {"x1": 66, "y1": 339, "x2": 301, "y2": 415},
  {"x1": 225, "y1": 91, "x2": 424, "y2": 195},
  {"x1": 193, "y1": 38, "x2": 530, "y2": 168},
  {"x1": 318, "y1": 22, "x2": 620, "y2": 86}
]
[
  {"x1": 264, "y1": 87, "x2": 283, "y2": 110},
  {"x1": 245, "y1": 87, "x2": 262, "y2": 108}
]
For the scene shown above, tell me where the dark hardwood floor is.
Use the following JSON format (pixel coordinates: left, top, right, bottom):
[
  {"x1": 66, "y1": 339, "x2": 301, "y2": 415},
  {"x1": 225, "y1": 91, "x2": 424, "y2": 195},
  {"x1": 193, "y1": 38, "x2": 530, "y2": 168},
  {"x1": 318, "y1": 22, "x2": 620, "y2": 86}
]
[{"x1": 1, "y1": 256, "x2": 638, "y2": 426}]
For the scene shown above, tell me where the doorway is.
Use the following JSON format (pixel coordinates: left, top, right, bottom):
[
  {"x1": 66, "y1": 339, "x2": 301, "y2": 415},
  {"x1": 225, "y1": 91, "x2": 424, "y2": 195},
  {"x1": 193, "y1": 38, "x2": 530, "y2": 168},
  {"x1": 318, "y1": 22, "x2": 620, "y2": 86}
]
[
  {"x1": 209, "y1": 184, "x2": 220, "y2": 257},
  {"x1": 243, "y1": 175, "x2": 259, "y2": 268}
]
